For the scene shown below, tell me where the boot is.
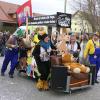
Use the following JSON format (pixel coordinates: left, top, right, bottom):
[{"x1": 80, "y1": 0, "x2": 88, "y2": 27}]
[
  {"x1": 43, "y1": 81, "x2": 49, "y2": 90},
  {"x1": 36, "y1": 79, "x2": 44, "y2": 90}
]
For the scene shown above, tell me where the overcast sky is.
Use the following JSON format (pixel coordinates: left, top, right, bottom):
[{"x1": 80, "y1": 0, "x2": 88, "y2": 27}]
[{"x1": 0, "y1": 0, "x2": 76, "y2": 14}]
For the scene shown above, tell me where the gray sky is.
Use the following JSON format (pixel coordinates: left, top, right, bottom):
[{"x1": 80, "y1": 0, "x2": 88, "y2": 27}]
[{"x1": 0, "y1": 0, "x2": 76, "y2": 14}]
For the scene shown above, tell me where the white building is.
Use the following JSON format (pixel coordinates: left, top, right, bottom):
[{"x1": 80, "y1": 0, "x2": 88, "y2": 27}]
[{"x1": 71, "y1": 11, "x2": 93, "y2": 34}]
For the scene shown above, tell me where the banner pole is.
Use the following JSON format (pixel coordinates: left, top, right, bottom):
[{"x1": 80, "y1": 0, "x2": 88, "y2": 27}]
[
  {"x1": 26, "y1": 16, "x2": 29, "y2": 40},
  {"x1": 26, "y1": 16, "x2": 28, "y2": 33}
]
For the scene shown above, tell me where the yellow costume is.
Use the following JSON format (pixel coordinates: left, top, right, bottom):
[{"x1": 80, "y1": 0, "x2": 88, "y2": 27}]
[
  {"x1": 84, "y1": 40, "x2": 100, "y2": 58},
  {"x1": 32, "y1": 34, "x2": 40, "y2": 44}
]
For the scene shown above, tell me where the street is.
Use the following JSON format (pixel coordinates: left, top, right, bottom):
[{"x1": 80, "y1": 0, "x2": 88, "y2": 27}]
[{"x1": 0, "y1": 57, "x2": 100, "y2": 100}]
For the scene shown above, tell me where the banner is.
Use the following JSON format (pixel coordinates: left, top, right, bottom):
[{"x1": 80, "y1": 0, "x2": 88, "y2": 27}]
[
  {"x1": 16, "y1": 0, "x2": 32, "y2": 26},
  {"x1": 28, "y1": 12, "x2": 71, "y2": 28},
  {"x1": 57, "y1": 12, "x2": 71, "y2": 28},
  {"x1": 28, "y1": 15, "x2": 56, "y2": 25}
]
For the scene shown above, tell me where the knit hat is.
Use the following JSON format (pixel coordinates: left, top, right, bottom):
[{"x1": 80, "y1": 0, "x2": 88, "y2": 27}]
[{"x1": 38, "y1": 34, "x2": 48, "y2": 40}]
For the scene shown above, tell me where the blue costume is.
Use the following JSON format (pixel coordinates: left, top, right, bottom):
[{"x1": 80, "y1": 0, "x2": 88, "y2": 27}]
[
  {"x1": 89, "y1": 42, "x2": 100, "y2": 80},
  {"x1": 1, "y1": 48, "x2": 18, "y2": 75},
  {"x1": 1, "y1": 36, "x2": 18, "y2": 76}
]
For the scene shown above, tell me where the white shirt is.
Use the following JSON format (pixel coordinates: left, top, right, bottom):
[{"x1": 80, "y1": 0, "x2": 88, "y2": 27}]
[
  {"x1": 40, "y1": 46, "x2": 51, "y2": 62},
  {"x1": 67, "y1": 42, "x2": 78, "y2": 52}
]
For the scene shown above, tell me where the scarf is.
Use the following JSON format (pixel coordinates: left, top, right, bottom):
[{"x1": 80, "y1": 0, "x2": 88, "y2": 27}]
[{"x1": 40, "y1": 40, "x2": 51, "y2": 51}]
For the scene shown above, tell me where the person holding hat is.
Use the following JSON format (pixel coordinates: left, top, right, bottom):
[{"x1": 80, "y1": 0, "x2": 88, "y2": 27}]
[
  {"x1": 84, "y1": 33, "x2": 100, "y2": 83},
  {"x1": 33, "y1": 34, "x2": 52, "y2": 90}
]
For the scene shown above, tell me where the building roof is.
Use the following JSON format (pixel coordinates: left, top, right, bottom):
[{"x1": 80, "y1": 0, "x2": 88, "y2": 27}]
[
  {"x1": 0, "y1": 1, "x2": 19, "y2": 23},
  {"x1": 0, "y1": 1, "x2": 44, "y2": 24}
]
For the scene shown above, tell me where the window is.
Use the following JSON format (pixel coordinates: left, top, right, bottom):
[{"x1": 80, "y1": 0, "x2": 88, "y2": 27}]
[
  {"x1": 75, "y1": 23, "x2": 77, "y2": 25},
  {"x1": 80, "y1": 23, "x2": 82, "y2": 25}
]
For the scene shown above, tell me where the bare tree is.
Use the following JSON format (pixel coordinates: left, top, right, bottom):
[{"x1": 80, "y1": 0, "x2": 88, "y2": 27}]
[{"x1": 73, "y1": 0, "x2": 100, "y2": 32}]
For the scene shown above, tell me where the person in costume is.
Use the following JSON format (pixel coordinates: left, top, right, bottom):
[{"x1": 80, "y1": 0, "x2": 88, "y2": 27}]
[
  {"x1": 1, "y1": 28, "x2": 25, "y2": 78},
  {"x1": 33, "y1": 34, "x2": 52, "y2": 90},
  {"x1": 84, "y1": 33, "x2": 100, "y2": 83},
  {"x1": 32, "y1": 27, "x2": 46, "y2": 44},
  {"x1": 18, "y1": 38, "x2": 28, "y2": 73}
]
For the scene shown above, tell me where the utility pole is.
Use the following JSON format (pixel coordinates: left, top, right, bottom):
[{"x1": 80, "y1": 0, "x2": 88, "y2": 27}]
[
  {"x1": 64, "y1": 0, "x2": 67, "y2": 13},
  {"x1": 64, "y1": 0, "x2": 68, "y2": 35}
]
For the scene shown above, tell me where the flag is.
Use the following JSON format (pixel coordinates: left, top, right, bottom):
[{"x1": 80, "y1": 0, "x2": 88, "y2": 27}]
[{"x1": 16, "y1": 0, "x2": 32, "y2": 26}]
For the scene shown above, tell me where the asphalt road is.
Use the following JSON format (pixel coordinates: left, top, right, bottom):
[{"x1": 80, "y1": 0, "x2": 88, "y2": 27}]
[{"x1": 0, "y1": 57, "x2": 100, "y2": 100}]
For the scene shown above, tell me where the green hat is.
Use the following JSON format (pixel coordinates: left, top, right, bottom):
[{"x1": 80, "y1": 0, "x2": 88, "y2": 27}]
[{"x1": 13, "y1": 28, "x2": 25, "y2": 37}]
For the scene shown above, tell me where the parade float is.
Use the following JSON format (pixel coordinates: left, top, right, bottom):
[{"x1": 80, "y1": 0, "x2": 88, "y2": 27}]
[
  {"x1": 50, "y1": 32, "x2": 94, "y2": 93},
  {"x1": 16, "y1": 12, "x2": 94, "y2": 93}
]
